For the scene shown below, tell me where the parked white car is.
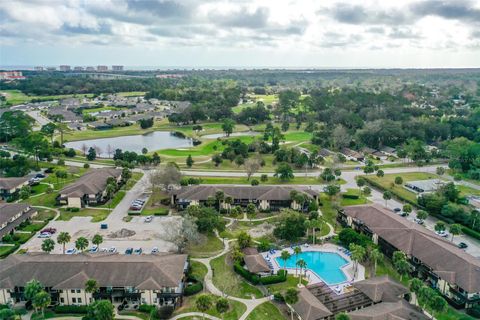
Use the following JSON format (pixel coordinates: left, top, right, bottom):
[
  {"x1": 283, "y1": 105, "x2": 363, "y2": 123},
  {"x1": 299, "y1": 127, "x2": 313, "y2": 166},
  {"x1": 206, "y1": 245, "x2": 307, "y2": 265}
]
[
  {"x1": 37, "y1": 232, "x2": 51, "y2": 238},
  {"x1": 65, "y1": 248, "x2": 77, "y2": 254},
  {"x1": 144, "y1": 216, "x2": 153, "y2": 223}
]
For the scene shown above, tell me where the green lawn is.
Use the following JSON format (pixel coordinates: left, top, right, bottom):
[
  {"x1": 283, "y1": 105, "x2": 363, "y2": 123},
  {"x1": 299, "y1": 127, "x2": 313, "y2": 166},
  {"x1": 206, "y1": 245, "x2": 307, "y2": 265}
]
[
  {"x1": 189, "y1": 261, "x2": 208, "y2": 280},
  {"x1": 340, "y1": 189, "x2": 370, "y2": 206},
  {"x1": 21, "y1": 192, "x2": 58, "y2": 207},
  {"x1": 98, "y1": 190, "x2": 125, "y2": 208},
  {"x1": 457, "y1": 185, "x2": 480, "y2": 197},
  {"x1": 187, "y1": 234, "x2": 224, "y2": 258},
  {"x1": 265, "y1": 274, "x2": 307, "y2": 294},
  {"x1": 174, "y1": 294, "x2": 247, "y2": 320},
  {"x1": 1, "y1": 89, "x2": 94, "y2": 105},
  {"x1": 117, "y1": 91, "x2": 146, "y2": 97},
  {"x1": 362, "y1": 172, "x2": 444, "y2": 204},
  {"x1": 246, "y1": 302, "x2": 285, "y2": 320},
  {"x1": 210, "y1": 254, "x2": 263, "y2": 299},
  {"x1": 57, "y1": 208, "x2": 110, "y2": 222}
]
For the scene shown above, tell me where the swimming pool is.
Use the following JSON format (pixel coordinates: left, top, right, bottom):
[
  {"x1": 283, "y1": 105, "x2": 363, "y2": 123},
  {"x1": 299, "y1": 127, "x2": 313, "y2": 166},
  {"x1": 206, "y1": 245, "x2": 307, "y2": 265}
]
[{"x1": 275, "y1": 251, "x2": 349, "y2": 285}]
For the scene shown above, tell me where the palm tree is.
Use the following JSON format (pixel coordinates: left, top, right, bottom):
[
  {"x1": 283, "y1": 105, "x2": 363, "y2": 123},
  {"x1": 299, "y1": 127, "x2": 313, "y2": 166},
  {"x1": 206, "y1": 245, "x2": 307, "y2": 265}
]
[
  {"x1": 311, "y1": 218, "x2": 324, "y2": 245},
  {"x1": 57, "y1": 232, "x2": 71, "y2": 254},
  {"x1": 293, "y1": 246, "x2": 302, "y2": 277},
  {"x1": 33, "y1": 291, "x2": 51, "y2": 318},
  {"x1": 41, "y1": 239, "x2": 55, "y2": 253},
  {"x1": 284, "y1": 288, "x2": 299, "y2": 320},
  {"x1": 369, "y1": 248, "x2": 383, "y2": 275},
  {"x1": 215, "y1": 191, "x2": 225, "y2": 210},
  {"x1": 349, "y1": 244, "x2": 366, "y2": 278},
  {"x1": 85, "y1": 279, "x2": 98, "y2": 303},
  {"x1": 336, "y1": 314, "x2": 350, "y2": 320},
  {"x1": 296, "y1": 259, "x2": 307, "y2": 285},
  {"x1": 304, "y1": 220, "x2": 312, "y2": 240},
  {"x1": 280, "y1": 250, "x2": 291, "y2": 271},
  {"x1": 224, "y1": 196, "x2": 233, "y2": 214},
  {"x1": 92, "y1": 234, "x2": 103, "y2": 247},
  {"x1": 75, "y1": 237, "x2": 89, "y2": 252}
]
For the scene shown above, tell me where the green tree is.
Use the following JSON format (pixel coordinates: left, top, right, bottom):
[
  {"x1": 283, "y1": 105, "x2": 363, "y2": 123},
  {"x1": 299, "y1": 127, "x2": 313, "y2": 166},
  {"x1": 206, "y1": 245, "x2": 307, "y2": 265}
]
[
  {"x1": 142, "y1": 147, "x2": 148, "y2": 155},
  {"x1": 40, "y1": 123, "x2": 57, "y2": 145},
  {"x1": 231, "y1": 246, "x2": 244, "y2": 263},
  {"x1": 369, "y1": 248, "x2": 382, "y2": 275},
  {"x1": 336, "y1": 314, "x2": 350, "y2": 320},
  {"x1": 449, "y1": 223, "x2": 462, "y2": 242},
  {"x1": 41, "y1": 239, "x2": 55, "y2": 253},
  {"x1": 186, "y1": 154, "x2": 194, "y2": 168},
  {"x1": 409, "y1": 278, "x2": 424, "y2": 305},
  {"x1": 434, "y1": 221, "x2": 446, "y2": 233},
  {"x1": 0, "y1": 309, "x2": 15, "y2": 320},
  {"x1": 221, "y1": 118, "x2": 235, "y2": 137},
  {"x1": 394, "y1": 176, "x2": 403, "y2": 185},
  {"x1": 436, "y1": 167, "x2": 445, "y2": 175},
  {"x1": 24, "y1": 279, "x2": 42, "y2": 301},
  {"x1": 75, "y1": 237, "x2": 89, "y2": 251},
  {"x1": 57, "y1": 232, "x2": 71, "y2": 254},
  {"x1": 429, "y1": 295, "x2": 447, "y2": 316},
  {"x1": 418, "y1": 286, "x2": 435, "y2": 310},
  {"x1": 296, "y1": 258, "x2": 307, "y2": 285},
  {"x1": 274, "y1": 163, "x2": 294, "y2": 181},
  {"x1": 349, "y1": 244, "x2": 366, "y2": 278},
  {"x1": 416, "y1": 210, "x2": 428, "y2": 221},
  {"x1": 382, "y1": 191, "x2": 392, "y2": 207},
  {"x1": 237, "y1": 231, "x2": 252, "y2": 249},
  {"x1": 19, "y1": 185, "x2": 31, "y2": 200},
  {"x1": 85, "y1": 279, "x2": 98, "y2": 296},
  {"x1": 215, "y1": 298, "x2": 229, "y2": 320},
  {"x1": 33, "y1": 291, "x2": 51, "y2": 317},
  {"x1": 280, "y1": 250, "x2": 291, "y2": 271},
  {"x1": 86, "y1": 147, "x2": 96, "y2": 161},
  {"x1": 196, "y1": 294, "x2": 213, "y2": 320},
  {"x1": 92, "y1": 234, "x2": 103, "y2": 247},
  {"x1": 356, "y1": 177, "x2": 365, "y2": 194},
  {"x1": 284, "y1": 288, "x2": 299, "y2": 320},
  {"x1": 293, "y1": 246, "x2": 302, "y2": 277},
  {"x1": 324, "y1": 184, "x2": 341, "y2": 199},
  {"x1": 402, "y1": 204, "x2": 412, "y2": 217},
  {"x1": 376, "y1": 170, "x2": 384, "y2": 177},
  {"x1": 87, "y1": 300, "x2": 114, "y2": 320}
]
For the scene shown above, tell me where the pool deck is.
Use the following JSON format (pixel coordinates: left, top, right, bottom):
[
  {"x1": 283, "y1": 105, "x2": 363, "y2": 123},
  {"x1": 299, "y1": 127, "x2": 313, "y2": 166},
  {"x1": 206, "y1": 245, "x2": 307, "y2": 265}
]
[{"x1": 261, "y1": 244, "x2": 365, "y2": 293}]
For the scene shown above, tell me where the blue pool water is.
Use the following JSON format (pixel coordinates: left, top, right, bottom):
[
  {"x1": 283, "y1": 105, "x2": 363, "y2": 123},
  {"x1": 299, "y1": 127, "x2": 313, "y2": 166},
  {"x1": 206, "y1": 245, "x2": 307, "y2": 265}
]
[{"x1": 275, "y1": 251, "x2": 348, "y2": 285}]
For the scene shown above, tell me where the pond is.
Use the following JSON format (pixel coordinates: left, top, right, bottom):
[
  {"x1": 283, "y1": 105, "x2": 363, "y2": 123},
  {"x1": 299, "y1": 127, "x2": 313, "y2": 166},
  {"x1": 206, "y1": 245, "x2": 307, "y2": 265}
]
[
  {"x1": 201, "y1": 131, "x2": 261, "y2": 139},
  {"x1": 65, "y1": 131, "x2": 194, "y2": 157}
]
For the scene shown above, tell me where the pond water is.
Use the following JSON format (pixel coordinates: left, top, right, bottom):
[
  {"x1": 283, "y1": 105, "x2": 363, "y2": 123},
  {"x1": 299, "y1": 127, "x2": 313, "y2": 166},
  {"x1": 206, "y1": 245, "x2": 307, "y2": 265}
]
[
  {"x1": 65, "y1": 131, "x2": 193, "y2": 157},
  {"x1": 201, "y1": 131, "x2": 261, "y2": 139}
]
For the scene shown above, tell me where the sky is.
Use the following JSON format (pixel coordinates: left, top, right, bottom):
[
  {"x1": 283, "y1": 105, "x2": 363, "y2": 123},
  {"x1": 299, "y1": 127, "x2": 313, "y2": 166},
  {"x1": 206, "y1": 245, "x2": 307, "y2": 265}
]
[{"x1": 1, "y1": 0, "x2": 480, "y2": 68}]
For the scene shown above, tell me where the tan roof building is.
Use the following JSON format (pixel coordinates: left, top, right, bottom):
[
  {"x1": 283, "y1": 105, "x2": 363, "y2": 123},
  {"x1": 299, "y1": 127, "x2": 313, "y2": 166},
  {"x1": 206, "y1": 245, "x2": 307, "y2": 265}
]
[
  {"x1": 0, "y1": 177, "x2": 30, "y2": 200},
  {"x1": 0, "y1": 203, "x2": 37, "y2": 238},
  {"x1": 293, "y1": 287, "x2": 333, "y2": 320},
  {"x1": 347, "y1": 300, "x2": 426, "y2": 320},
  {"x1": 353, "y1": 276, "x2": 409, "y2": 303}
]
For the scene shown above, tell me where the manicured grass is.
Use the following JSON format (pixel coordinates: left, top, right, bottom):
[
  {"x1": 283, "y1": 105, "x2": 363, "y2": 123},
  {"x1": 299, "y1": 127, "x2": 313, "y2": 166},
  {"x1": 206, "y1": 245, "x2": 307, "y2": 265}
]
[
  {"x1": 362, "y1": 172, "x2": 444, "y2": 204},
  {"x1": 31, "y1": 183, "x2": 50, "y2": 195},
  {"x1": 125, "y1": 172, "x2": 144, "y2": 190},
  {"x1": 318, "y1": 194, "x2": 339, "y2": 226},
  {"x1": 35, "y1": 209, "x2": 57, "y2": 221},
  {"x1": 232, "y1": 102, "x2": 255, "y2": 113},
  {"x1": 174, "y1": 294, "x2": 247, "y2": 320},
  {"x1": 457, "y1": 185, "x2": 480, "y2": 197},
  {"x1": 82, "y1": 106, "x2": 126, "y2": 115},
  {"x1": 1, "y1": 89, "x2": 94, "y2": 105},
  {"x1": 0, "y1": 245, "x2": 19, "y2": 258},
  {"x1": 187, "y1": 234, "x2": 224, "y2": 258},
  {"x1": 98, "y1": 190, "x2": 125, "y2": 208},
  {"x1": 210, "y1": 254, "x2": 263, "y2": 299},
  {"x1": 340, "y1": 189, "x2": 370, "y2": 206},
  {"x1": 185, "y1": 175, "x2": 324, "y2": 185},
  {"x1": 251, "y1": 94, "x2": 278, "y2": 105},
  {"x1": 245, "y1": 302, "x2": 285, "y2": 320},
  {"x1": 19, "y1": 223, "x2": 45, "y2": 233},
  {"x1": 189, "y1": 261, "x2": 208, "y2": 280},
  {"x1": 265, "y1": 274, "x2": 307, "y2": 294},
  {"x1": 57, "y1": 208, "x2": 110, "y2": 222},
  {"x1": 119, "y1": 311, "x2": 149, "y2": 320},
  {"x1": 21, "y1": 192, "x2": 58, "y2": 207}
]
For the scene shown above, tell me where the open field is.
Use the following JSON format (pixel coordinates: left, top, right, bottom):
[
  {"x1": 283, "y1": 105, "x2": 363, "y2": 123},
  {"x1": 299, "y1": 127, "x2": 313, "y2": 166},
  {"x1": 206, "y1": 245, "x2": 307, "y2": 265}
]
[
  {"x1": 187, "y1": 234, "x2": 224, "y2": 258},
  {"x1": 1, "y1": 89, "x2": 94, "y2": 105},
  {"x1": 246, "y1": 302, "x2": 285, "y2": 320},
  {"x1": 57, "y1": 208, "x2": 111, "y2": 222}
]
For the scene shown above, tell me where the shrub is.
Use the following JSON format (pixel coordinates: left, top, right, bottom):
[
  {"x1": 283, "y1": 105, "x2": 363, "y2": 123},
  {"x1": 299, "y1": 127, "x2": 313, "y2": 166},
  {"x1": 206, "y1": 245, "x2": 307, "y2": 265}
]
[
  {"x1": 54, "y1": 305, "x2": 88, "y2": 314},
  {"x1": 273, "y1": 292, "x2": 284, "y2": 302},
  {"x1": 83, "y1": 163, "x2": 90, "y2": 169},
  {"x1": 258, "y1": 270, "x2": 287, "y2": 285},
  {"x1": 461, "y1": 226, "x2": 480, "y2": 240},
  {"x1": 0, "y1": 245, "x2": 19, "y2": 258},
  {"x1": 467, "y1": 306, "x2": 480, "y2": 318},
  {"x1": 138, "y1": 304, "x2": 155, "y2": 314},
  {"x1": 251, "y1": 179, "x2": 259, "y2": 186},
  {"x1": 128, "y1": 211, "x2": 141, "y2": 216},
  {"x1": 233, "y1": 262, "x2": 259, "y2": 284},
  {"x1": 57, "y1": 159, "x2": 65, "y2": 166},
  {"x1": 156, "y1": 306, "x2": 174, "y2": 319},
  {"x1": 68, "y1": 207, "x2": 80, "y2": 212},
  {"x1": 342, "y1": 194, "x2": 359, "y2": 199},
  {"x1": 338, "y1": 228, "x2": 371, "y2": 247},
  {"x1": 260, "y1": 174, "x2": 268, "y2": 182},
  {"x1": 184, "y1": 281, "x2": 203, "y2": 296}
]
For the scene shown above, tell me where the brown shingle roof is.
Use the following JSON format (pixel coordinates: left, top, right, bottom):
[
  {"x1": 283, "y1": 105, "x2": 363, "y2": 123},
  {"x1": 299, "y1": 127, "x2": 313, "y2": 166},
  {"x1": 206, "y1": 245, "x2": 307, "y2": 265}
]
[
  {"x1": 343, "y1": 204, "x2": 480, "y2": 293},
  {"x1": 347, "y1": 300, "x2": 427, "y2": 320},
  {"x1": 0, "y1": 177, "x2": 30, "y2": 190},
  {"x1": 353, "y1": 276, "x2": 408, "y2": 303},
  {"x1": 59, "y1": 168, "x2": 122, "y2": 198},
  {"x1": 244, "y1": 254, "x2": 270, "y2": 274},
  {"x1": 0, "y1": 253, "x2": 187, "y2": 290},
  {"x1": 0, "y1": 204, "x2": 36, "y2": 238},
  {"x1": 293, "y1": 287, "x2": 333, "y2": 320},
  {"x1": 174, "y1": 185, "x2": 317, "y2": 202}
]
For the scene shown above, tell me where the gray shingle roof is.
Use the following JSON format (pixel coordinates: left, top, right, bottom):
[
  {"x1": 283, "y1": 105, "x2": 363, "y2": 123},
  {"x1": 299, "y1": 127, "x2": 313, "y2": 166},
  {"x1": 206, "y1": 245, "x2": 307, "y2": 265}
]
[
  {"x1": 0, "y1": 253, "x2": 187, "y2": 290},
  {"x1": 293, "y1": 287, "x2": 333, "y2": 320},
  {"x1": 347, "y1": 300, "x2": 427, "y2": 320},
  {"x1": 0, "y1": 177, "x2": 30, "y2": 190},
  {"x1": 244, "y1": 254, "x2": 270, "y2": 274},
  {"x1": 343, "y1": 204, "x2": 480, "y2": 293},
  {"x1": 353, "y1": 276, "x2": 408, "y2": 303}
]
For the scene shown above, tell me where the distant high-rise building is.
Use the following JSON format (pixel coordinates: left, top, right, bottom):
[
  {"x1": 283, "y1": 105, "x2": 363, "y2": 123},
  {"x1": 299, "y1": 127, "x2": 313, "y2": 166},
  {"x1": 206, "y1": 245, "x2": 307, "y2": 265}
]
[
  {"x1": 112, "y1": 65, "x2": 124, "y2": 71},
  {"x1": 97, "y1": 65, "x2": 108, "y2": 72},
  {"x1": 73, "y1": 66, "x2": 84, "y2": 71},
  {"x1": 46, "y1": 67, "x2": 57, "y2": 71},
  {"x1": 59, "y1": 65, "x2": 71, "y2": 72},
  {"x1": 0, "y1": 71, "x2": 26, "y2": 80},
  {"x1": 85, "y1": 66, "x2": 95, "y2": 71},
  {"x1": 34, "y1": 66, "x2": 44, "y2": 71}
]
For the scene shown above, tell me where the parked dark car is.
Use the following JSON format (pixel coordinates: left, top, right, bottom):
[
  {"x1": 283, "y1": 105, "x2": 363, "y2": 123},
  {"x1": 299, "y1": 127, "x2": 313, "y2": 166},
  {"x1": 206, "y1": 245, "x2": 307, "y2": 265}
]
[
  {"x1": 458, "y1": 242, "x2": 468, "y2": 249},
  {"x1": 125, "y1": 248, "x2": 133, "y2": 255}
]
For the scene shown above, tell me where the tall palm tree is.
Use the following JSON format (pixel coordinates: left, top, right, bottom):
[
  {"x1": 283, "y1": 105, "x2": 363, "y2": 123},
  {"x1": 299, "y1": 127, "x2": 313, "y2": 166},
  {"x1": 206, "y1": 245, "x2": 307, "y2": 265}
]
[
  {"x1": 284, "y1": 288, "x2": 299, "y2": 320},
  {"x1": 311, "y1": 219, "x2": 324, "y2": 245},
  {"x1": 41, "y1": 239, "x2": 55, "y2": 253},
  {"x1": 75, "y1": 237, "x2": 89, "y2": 252},
  {"x1": 85, "y1": 279, "x2": 98, "y2": 303},
  {"x1": 224, "y1": 196, "x2": 233, "y2": 214},
  {"x1": 280, "y1": 250, "x2": 291, "y2": 271},
  {"x1": 349, "y1": 244, "x2": 366, "y2": 278},
  {"x1": 296, "y1": 259, "x2": 307, "y2": 285},
  {"x1": 409, "y1": 278, "x2": 423, "y2": 305},
  {"x1": 215, "y1": 191, "x2": 225, "y2": 210},
  {"x1": 369, "y1": 248, "x2": 383, "y2": 276},
  {"x1": 293, "y1": 246, "x2": 302, "y2": 277},
  {"x1": 92, "y1": 234, "x2": 103, "y2": 247},
  {"x1": 57, "y1": 232, "x2": 71, "y2": 254}
]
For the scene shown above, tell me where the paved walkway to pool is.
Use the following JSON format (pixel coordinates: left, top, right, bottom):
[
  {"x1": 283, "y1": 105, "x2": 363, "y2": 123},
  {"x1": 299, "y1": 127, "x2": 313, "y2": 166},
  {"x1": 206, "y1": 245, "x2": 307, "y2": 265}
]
[{"x1": 261, "y1": 244, "x2": 365, "y2": 293}]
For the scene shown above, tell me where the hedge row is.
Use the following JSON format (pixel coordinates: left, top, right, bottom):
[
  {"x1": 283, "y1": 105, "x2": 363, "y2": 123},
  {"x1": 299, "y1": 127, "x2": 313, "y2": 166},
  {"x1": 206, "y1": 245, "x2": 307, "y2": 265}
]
[
  {"x1": 461, "y1": 226, "x2": 480, "y2": 241},
  {"x1": 363, "y1": 177, "x2": 420, "y2": 208},
  {"x1": 54, "y1": 305, "x2": 88, "y2": 314},
  {"x1": 138, "y1": 304, "x2": 156, "y2": 313},
  {"x1": 233, "y1": 263, "x2": 287, "y2": 285},
  {"x1": 0, "y1": 245, "x2": 19, "y2": 258},
  {"x1": 342, "y1": 194, "x2": 359, "y2": 199}
]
